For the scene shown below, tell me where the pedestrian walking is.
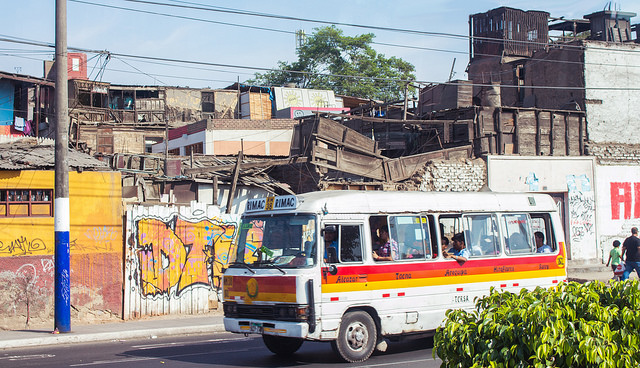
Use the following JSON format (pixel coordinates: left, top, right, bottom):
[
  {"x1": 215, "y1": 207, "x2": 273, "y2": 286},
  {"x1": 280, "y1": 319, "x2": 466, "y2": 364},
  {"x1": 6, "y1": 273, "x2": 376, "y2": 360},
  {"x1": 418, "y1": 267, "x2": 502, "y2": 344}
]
[
  {"x1": 621, "y1": 227, "x2": 640, "y2": 280},
  {"x1": 606, "y1": 240, "x2": 622, "y2": 281}
]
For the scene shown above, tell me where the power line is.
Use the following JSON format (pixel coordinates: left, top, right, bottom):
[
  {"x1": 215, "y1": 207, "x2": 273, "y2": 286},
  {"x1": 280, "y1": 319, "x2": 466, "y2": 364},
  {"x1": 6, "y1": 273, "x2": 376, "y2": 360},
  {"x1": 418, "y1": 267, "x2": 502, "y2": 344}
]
[
  {"x1": 1, "y1": 35, "x2": 640, "y2": 92},
  {"x1": 113, "y1": 0, "x2": 640, "y2": 54}
]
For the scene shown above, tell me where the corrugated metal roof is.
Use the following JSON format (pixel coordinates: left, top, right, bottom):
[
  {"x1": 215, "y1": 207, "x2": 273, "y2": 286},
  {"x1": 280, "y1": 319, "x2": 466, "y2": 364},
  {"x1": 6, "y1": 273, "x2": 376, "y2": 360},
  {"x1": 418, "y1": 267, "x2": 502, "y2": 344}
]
[{"x1": 0, "y1": 139, "x2": 109, "y2": 171}]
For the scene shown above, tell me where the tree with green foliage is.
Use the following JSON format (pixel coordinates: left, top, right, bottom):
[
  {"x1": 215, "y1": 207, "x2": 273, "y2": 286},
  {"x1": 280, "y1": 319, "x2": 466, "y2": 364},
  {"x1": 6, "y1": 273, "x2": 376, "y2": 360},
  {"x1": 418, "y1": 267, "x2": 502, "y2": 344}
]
[
  {"x1": 434, "y1": 281, "x2": 640, "y2": 367},
  {"x1": 248, "y1": 26, "x2": 416, "y2": 102}
]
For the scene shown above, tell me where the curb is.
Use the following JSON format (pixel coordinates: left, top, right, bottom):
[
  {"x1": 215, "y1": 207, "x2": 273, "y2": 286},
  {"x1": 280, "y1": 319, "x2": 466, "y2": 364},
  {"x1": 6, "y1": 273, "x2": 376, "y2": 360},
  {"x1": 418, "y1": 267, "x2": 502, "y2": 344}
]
[{"x1": 0, "y1": 324, "x2": 227, "y2": 349}]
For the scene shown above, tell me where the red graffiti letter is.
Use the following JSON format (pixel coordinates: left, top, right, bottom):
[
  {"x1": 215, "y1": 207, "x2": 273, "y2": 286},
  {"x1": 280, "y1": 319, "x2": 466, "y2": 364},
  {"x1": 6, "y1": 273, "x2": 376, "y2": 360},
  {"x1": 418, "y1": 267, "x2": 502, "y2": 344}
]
[{"x1": 611, "y1": 182, "x2": 632, "y2": 220}]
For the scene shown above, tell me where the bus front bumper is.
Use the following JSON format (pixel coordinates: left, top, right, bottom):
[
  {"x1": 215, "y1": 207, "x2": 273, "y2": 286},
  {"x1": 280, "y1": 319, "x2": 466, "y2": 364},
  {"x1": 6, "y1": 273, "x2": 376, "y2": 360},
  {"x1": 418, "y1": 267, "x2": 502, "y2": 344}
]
[{"x1": 223, "y1": 317, "x2": 310, "y2": 338}]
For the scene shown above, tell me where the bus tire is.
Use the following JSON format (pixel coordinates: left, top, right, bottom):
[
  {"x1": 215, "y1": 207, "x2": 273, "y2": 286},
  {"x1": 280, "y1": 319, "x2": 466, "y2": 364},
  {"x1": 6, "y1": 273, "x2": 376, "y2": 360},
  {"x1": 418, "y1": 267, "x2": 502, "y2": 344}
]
[
  {"x1": 334, "y1": 310, "x2": 377, "y2": 363},
  {"x1": 262, "y1": 334, "x2": 304, "y2": 357}
]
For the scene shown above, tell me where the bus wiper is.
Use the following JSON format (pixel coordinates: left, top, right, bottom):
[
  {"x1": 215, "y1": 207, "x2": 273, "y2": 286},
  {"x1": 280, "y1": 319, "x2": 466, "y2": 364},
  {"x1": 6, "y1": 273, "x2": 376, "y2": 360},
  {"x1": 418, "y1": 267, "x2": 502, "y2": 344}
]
[
  {"x1": 229, "y1": 261, "x2": 255, "y2": 274},
  {"x1": 264, "y1": 261, "x2": 286, "y2": 275}
]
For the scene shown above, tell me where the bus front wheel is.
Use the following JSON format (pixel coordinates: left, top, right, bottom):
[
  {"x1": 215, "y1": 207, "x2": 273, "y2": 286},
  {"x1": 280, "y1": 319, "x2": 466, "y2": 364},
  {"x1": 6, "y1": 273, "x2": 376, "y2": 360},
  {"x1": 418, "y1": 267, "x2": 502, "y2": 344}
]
[
  {"x1": 262, "y1": 334, "x2": 304, "y2": 357},
  {"x1": 333, "y1": 310, "x2": 377, "y2": 363}
]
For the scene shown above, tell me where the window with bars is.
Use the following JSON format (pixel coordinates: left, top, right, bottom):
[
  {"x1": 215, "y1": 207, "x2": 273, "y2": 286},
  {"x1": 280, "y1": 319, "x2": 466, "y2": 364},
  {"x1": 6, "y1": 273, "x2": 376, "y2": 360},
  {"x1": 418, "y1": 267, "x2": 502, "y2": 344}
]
[{"x1": 0, "y1": 189, "x2": 53, "y2": 217}]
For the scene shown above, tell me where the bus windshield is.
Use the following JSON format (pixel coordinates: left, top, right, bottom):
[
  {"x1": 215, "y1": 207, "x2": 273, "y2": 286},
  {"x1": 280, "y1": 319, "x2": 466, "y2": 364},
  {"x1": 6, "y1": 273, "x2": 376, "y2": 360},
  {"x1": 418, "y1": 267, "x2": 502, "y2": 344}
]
[{"x1": 230, "y1": 215, "x2": 317, "y2": 269}]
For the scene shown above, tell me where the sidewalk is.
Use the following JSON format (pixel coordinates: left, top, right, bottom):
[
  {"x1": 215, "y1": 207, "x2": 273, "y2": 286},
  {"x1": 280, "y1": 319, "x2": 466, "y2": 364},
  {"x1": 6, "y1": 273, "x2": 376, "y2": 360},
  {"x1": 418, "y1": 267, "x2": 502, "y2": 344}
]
[
  {"x1": 0, "y1": 265, "x2": 618, "y2": 350},
  {"x1": 0, "y1": 313, "x2": 226, "y2": 350}
]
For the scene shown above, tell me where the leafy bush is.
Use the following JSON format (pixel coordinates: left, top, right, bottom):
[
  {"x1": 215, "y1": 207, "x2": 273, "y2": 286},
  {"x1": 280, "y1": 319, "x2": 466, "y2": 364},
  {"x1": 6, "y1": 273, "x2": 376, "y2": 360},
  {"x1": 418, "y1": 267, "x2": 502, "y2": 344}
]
[{"x1": 433, "y1": 281, "x2": 640, "y2": 367}]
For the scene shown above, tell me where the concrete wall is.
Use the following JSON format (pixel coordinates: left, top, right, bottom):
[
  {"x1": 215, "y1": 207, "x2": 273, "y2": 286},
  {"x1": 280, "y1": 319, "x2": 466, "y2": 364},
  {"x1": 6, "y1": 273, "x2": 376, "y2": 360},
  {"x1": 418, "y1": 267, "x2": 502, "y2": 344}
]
[
  {"x1": 123, "y1": 203, "x2": 239, "y2": 319},
  {"x1": 165, "y1": 88, "x2": 202, "y2": 111},
  {"x1": 154, "y1": 119, "x2": 297, "y2": 157},
  {"x1": 584, "y1": 41, "x2": 640, "y2": 144},
  {"x1": 208, "y1": 129, "x2": 292, "y2": 156},
  {"x1": 0, "y1": 171, "x2": 122, "y2": 327}
]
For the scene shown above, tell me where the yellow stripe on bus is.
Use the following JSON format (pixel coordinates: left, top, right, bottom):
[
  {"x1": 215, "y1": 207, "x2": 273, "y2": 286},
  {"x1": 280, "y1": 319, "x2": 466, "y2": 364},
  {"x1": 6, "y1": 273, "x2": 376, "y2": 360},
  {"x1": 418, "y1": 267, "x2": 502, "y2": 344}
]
[{"x1": 321, "y1": 269, "x2": 566, "y2": 293}]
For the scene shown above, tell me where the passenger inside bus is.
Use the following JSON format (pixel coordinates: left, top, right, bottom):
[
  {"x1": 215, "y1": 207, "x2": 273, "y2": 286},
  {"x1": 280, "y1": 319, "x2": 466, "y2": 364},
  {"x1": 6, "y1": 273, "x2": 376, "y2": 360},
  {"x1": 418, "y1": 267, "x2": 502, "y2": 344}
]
[
  {"x1": 443, "y1": 232, "x2": 469, "y2": 263},
  {"x1": 373, "y1": 226, "x2": 399, "y2": 261},
  {"x1": 324, "y1": 226, "x2": 339, "y2": 263}
]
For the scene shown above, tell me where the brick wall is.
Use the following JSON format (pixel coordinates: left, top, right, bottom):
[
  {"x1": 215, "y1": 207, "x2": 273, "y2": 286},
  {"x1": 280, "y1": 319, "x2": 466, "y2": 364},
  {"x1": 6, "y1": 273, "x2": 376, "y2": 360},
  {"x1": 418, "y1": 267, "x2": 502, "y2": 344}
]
[
  {"x1": 415, "y1": 158, "x2": 487, "y2": 192},
  {"x1": 207, "y1": 119, "x2": 297, "y2": 130},
  {"x1": 586, "y1": 143, "x2": 640, "y2": 165}
]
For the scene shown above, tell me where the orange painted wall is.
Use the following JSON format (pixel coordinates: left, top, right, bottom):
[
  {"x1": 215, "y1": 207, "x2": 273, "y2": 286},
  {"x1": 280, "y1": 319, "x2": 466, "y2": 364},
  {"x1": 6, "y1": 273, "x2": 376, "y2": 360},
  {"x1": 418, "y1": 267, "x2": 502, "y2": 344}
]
[{"x1": 0, "y1": 170, "x2": 123, "y2": 320}]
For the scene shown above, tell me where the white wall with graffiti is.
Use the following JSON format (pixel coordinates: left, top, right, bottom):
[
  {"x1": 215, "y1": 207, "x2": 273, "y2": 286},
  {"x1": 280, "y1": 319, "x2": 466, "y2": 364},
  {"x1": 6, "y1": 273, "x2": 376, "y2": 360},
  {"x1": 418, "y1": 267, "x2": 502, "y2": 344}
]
[
  {"x1": 595, "y1": 165, "x2": 640, "y2": 262},
  {"x1": 566, "y1": 175, "x2": 596, "y2": 260},
  {"x1": 124, "y1": 203, "x2": 239, "y2": 319}
]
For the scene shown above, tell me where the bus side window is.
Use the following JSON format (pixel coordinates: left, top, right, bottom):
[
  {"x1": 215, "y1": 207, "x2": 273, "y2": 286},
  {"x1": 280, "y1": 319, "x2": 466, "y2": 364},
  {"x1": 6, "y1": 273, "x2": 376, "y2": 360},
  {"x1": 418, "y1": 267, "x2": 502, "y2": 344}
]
[
  {"x1": 390, "y1": 215, "x2": 430, "y2": 260},
  {"x1": 530, "y1": 214, "x2": 556, "y2": 253},
  {"x1": 502, "y1": 214, "x2": 536, "y2": 254},
  {"x1": 340, "y1": 225, "x2": 363, "y2": 263},
  {"x1": 462, "y1": 214, "x2": 500, "y2": 257},
  {"x1": 439, "y1": 215, "x2": 462, "y2": 254}
]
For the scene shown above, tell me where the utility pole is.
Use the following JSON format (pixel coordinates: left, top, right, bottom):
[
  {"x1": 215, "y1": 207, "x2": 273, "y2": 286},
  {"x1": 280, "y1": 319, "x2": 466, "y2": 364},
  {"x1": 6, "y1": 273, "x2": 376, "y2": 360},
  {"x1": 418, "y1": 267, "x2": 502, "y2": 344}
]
[{"x1": 54, "y1": 0, "x2": 71, "y2": 333}]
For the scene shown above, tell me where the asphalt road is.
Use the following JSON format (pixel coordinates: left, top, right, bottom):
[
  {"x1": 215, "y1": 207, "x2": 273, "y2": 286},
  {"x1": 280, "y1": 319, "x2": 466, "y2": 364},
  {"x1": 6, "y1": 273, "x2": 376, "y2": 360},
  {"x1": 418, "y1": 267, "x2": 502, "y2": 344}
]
[{"x1": 0, "y1": 332, "x2": 440, "y2": 368}]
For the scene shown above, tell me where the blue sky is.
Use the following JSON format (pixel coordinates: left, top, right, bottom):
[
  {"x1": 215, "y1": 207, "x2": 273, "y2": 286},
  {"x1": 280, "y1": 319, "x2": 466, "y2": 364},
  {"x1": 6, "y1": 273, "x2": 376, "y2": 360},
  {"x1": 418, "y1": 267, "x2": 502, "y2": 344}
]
[{"x1": 1, "y1": 0, "x2": 637, "y2": 89}]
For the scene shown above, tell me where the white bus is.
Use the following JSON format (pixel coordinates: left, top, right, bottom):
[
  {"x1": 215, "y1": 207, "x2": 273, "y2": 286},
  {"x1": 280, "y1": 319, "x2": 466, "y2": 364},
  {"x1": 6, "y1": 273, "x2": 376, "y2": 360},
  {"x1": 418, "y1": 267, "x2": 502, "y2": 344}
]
[{"x1": 222, "y1": 191, "x2": 567, "y2": 362}]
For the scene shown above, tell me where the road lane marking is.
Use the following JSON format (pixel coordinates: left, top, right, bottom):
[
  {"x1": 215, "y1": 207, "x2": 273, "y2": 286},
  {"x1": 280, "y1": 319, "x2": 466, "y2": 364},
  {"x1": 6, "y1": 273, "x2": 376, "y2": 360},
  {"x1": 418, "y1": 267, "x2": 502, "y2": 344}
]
[
  {"x1": 70, "y1": 357, "x2": 153, "y2": 366},
  {"x1": 131, "y1": 336, "x2": 252, "y2": 350},
  {"x1": 355, "y1": 358, "x2": 435, "y2": 367},
  {"x1": 69, "y1": 348, "x2": 253, "y2": 366},
  {"x1": 0, "y1": 354, "x2": 56, "y2": 361}
]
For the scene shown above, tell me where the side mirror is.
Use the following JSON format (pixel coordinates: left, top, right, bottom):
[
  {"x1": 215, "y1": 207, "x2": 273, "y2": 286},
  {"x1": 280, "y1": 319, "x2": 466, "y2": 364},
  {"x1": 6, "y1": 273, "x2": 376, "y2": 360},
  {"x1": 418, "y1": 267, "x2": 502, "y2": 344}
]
[{"x1": 328, "y1": 264, "x2": 338, "y2": 275}]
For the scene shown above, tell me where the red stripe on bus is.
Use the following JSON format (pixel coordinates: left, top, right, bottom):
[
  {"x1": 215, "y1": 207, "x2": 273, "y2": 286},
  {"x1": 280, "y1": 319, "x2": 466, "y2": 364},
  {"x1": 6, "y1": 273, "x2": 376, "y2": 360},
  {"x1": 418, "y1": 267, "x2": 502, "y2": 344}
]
[
  {"x1": 500, "y1": 284, "x2": 507, "y2": 288},
  {"x1": 382, "y1": 293, "x2": 390, "y2": 298},
  {"x1": 456, "y1": 287, "x2": 463, "y2": 291},
  {"x1": 330, "y1": 297, "x2": 339, "y2": 301},
  {"x1": 398, "y1": 292, "x2": 405, "y2": 297},
  {"x1": 513, "y1": 283, "x2": 519, "y2": 287},
  {"x1": 552, "y1": 280, "x2": 559, "y2": 284}
]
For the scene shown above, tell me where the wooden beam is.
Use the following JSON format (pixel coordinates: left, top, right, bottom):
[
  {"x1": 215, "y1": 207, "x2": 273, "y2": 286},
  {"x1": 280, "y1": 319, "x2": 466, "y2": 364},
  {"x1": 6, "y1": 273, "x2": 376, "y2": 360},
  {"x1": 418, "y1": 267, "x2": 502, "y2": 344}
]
[
  {"x1": 184, "y1": 156, "x2": 308, "y2": 175},
  {"x1": 225, "y1": 151, "x2": 243, "y2": 214},
  {"x1": 212, "y1": 176, "x2": 218, "y2": 206},
  {"x1": 565, "y1": 114, "x2": 570, "y2": 156},
  {"x1": 579, "y1": 115, "x2": 584, "y2": 155},
  {"x1": 496, "y1": 107, "x2": 503, "y2": 155},
  {"x1": 513, "y1": 110, "x2": 520, "y2": 154},
  {"x1": 535, "y1": 110, "x2": 541, "y2": 156},
  {"x1": 549, "y1": 112, "x2": 554, "y2": 155}
]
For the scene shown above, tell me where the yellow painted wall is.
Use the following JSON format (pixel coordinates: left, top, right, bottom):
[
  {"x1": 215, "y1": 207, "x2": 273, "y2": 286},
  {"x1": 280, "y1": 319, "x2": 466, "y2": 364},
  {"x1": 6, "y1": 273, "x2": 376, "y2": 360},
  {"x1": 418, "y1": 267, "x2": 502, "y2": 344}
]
[{"x1": 0, "y1": 170, "x2": 122, "y2": 257}]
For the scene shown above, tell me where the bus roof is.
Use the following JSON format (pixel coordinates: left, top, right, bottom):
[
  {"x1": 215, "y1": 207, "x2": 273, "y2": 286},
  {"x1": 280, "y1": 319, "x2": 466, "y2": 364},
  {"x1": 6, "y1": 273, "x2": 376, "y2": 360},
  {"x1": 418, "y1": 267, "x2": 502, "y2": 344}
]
[{"x1": 244, "y1": 191, "x2": 558, "y2": 215}]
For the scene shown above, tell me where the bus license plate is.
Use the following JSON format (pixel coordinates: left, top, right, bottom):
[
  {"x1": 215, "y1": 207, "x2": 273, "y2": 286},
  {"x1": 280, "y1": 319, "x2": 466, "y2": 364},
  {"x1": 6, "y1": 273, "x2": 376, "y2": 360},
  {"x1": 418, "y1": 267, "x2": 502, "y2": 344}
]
[{"x1": 250, "y1": 323, "x2": 263, "y2": 333}]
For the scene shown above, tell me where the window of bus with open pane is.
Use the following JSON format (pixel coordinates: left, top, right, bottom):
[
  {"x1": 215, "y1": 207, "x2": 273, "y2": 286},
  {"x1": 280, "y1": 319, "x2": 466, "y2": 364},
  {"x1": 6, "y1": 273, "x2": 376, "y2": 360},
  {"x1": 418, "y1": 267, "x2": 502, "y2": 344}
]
[
  {"x1": 502, "y1": 213, "x2": 536, "y2": 255},
  {"x1": 462, "y1": 214, "x2": 500, "y2": 257}
]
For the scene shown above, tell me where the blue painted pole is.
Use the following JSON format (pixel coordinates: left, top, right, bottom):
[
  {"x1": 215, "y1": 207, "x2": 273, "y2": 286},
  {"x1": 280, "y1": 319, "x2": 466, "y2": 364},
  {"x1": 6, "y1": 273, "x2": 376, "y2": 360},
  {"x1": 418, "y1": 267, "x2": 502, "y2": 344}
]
[
  {"x1": 54, "y1": 0, "x2": 71, "y2": 333},
  {"x1": 55, "y1": 221, "x2": 70, "y2": 332}
]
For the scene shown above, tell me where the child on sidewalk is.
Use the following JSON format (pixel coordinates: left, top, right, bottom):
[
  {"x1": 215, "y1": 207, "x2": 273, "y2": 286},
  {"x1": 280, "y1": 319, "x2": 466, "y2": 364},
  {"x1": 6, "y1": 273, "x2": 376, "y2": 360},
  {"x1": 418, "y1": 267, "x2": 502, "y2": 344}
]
[{"x1": 606, "y1": 240, "x2": 623, "y2": 281}]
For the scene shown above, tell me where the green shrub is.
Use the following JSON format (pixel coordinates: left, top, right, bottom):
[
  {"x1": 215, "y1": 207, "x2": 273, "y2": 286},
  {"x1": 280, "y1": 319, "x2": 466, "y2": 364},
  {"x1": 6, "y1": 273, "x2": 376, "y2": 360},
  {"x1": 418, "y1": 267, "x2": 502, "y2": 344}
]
[{"x1": 433, "y1": 281, "x2": 640, "y2": 367}]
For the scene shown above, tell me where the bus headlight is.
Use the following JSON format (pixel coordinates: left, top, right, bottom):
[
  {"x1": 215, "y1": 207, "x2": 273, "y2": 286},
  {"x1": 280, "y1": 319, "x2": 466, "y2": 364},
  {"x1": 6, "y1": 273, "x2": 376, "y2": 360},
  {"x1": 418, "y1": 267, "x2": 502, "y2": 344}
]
[
  {"x1": 223, "y1": 302, "x2": 238, "y2": 316},
  {"x1": 274, "y1": 305, "x2": 308, "y2": 321}
]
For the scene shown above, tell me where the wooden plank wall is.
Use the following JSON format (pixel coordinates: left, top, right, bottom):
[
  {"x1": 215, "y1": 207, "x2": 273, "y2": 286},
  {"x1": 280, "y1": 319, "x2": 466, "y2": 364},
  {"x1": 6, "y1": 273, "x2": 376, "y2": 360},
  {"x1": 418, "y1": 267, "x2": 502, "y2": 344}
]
[{"x1": 477, "y1": 107, "x2": 585, "y2": 157}]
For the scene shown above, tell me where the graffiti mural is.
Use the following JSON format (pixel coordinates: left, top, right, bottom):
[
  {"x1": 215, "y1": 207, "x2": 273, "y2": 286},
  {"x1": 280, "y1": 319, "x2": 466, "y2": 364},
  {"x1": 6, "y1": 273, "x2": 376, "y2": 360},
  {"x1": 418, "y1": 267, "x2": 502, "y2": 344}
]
[
  {"x1": 567, "y1": 175, "x2": 597, "y2": 260},
  {"x1": 124, "y1": 203, "x2": 239, "y2": 318}
]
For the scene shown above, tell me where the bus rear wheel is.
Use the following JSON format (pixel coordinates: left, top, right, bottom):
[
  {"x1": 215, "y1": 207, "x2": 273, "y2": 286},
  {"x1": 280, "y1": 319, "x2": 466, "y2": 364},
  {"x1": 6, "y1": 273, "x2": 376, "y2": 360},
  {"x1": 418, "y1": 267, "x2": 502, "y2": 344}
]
[
  {"x1": 262, "y1": 335, "x2": 304, "y2": 357},
  {"x1": 333, "y1": 310, "x2": 377, "y2": 363}
]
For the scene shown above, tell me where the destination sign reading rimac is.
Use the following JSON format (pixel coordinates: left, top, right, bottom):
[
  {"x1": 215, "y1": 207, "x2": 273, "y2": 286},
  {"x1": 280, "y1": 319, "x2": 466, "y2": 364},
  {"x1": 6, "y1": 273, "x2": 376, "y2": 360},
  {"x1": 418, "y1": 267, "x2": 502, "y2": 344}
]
[{"x1": 246, "y1": 195, "x2": 298, "y2": 212}]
